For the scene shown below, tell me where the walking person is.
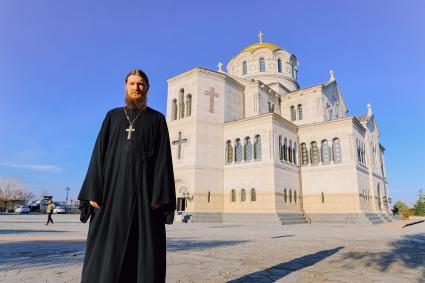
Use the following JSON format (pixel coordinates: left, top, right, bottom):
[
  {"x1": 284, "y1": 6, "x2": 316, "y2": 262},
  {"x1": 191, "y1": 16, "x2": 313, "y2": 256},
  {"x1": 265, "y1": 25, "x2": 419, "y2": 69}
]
[{"x1": 46, "y1": 198, "x2": 55, "y2": 225}]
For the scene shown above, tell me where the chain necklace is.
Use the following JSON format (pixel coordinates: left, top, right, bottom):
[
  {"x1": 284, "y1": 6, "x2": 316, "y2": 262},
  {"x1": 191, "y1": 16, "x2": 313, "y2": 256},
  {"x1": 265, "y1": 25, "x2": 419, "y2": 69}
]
[{"x1": 124, "y1": 107, "x2": 143, "y2": 139}]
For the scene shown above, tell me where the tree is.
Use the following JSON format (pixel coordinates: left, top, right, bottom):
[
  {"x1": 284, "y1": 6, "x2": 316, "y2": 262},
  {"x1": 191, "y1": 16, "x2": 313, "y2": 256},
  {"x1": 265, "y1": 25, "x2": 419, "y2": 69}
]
[
  {"x1": 392, "y1": 200, "x2": 409, "y2": 215},
  {"x1": 0, "y1": 178, "x2": 33, "y2": 211},
  {"x1": 413, "y1": 189, "x2": 425, "y2": 216}
]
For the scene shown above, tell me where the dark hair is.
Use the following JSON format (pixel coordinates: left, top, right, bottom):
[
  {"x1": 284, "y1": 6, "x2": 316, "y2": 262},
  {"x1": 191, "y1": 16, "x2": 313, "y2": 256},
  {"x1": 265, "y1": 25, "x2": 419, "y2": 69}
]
[{"x1": 125, "y1": 69, "x2": 150, "y2": 89}]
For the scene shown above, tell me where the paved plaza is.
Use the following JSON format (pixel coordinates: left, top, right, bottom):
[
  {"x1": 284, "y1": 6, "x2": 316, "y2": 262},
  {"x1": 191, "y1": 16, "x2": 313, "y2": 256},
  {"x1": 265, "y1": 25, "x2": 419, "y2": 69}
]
[{"x1": 0, "y1": 214, "x2": 424, "y2": 283}]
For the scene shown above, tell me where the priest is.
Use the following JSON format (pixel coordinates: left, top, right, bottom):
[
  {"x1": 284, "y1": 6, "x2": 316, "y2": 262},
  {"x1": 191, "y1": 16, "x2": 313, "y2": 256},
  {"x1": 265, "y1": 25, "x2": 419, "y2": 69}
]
[{"x1": 78, "y1": 69, "x2": 176, "y2": 283}]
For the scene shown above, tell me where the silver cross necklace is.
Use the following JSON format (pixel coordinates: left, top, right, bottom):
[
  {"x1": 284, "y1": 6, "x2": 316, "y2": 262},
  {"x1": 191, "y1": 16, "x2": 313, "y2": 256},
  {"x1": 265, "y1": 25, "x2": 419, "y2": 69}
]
[{"x1": 124, "y1": 107, "x2": 143, "y2": 139}]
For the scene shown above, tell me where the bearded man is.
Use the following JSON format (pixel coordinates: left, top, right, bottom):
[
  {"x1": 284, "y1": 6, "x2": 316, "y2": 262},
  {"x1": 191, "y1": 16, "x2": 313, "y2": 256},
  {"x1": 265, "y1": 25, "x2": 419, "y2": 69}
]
[{"x1": 78, "y1": 69, "x2": 176, "y2": 283}]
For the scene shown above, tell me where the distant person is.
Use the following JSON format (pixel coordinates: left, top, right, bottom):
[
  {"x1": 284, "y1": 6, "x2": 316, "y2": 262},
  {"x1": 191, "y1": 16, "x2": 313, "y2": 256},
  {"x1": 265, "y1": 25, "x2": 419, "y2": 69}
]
[
  {"x1": 46, "y1": 198, "x2": 55, "y2": 225},
  {"x1": 78, "y1": 69, "x2": 176, "y2": 283}
]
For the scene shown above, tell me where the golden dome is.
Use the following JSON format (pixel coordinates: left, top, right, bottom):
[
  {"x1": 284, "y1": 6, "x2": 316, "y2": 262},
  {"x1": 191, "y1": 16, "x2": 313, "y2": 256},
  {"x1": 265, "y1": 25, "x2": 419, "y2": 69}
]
[{"x1": 241, "y1": 42, "x2": 283, "y2": 53}]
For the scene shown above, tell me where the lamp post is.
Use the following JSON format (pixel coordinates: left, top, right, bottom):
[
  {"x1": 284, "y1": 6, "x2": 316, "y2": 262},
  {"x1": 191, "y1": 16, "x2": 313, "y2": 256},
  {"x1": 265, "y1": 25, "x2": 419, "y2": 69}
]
[{"x1": 65, "y1": 187, "x2": 70, "y2": 214}]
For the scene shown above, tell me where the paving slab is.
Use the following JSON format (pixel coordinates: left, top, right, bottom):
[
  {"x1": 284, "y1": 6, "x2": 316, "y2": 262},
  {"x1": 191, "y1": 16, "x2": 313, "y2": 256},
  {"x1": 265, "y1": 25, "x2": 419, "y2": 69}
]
[{"x1": 0, "y1": 214, "x2": 424, "y2": 282}]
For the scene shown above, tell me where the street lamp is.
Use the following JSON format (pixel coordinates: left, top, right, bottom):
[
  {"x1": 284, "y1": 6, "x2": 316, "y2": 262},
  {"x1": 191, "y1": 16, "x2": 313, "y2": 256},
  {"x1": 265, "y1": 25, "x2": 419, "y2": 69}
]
[{"x1": 65, "y1": 187, "x2": 70, "y2": 214}]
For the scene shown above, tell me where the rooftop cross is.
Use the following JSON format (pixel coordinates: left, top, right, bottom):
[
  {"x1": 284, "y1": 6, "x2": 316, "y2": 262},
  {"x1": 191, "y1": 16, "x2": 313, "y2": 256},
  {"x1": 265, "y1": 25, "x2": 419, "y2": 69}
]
[{"x1": 258, "y1": 31, "x2": 263, "y2": 44}]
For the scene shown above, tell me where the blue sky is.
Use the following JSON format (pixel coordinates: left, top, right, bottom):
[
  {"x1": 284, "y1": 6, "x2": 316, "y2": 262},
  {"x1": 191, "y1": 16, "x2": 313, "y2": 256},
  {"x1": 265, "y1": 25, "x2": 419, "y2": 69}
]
[{"x1": 0, "y1": 0, "x2": 424, "y2": 206}]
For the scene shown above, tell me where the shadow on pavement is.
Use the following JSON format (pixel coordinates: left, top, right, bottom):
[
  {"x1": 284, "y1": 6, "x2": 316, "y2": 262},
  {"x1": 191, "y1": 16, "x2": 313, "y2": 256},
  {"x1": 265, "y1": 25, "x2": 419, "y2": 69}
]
[
  {"x1": 0, "y1": 240, "x2": 86, "y2": 271},
  {"x1": 341, "y1": 233, "x2": 425, "y2": 282},
  {"x1": 167, "y1": 238, "x2": 248, "y2": 251},
  {"x1": 227, "y1": 246, "x2": 344, "y2": 282},
  {"x1": 0, "y1": 229, "x2": 68, "y2": 234}
]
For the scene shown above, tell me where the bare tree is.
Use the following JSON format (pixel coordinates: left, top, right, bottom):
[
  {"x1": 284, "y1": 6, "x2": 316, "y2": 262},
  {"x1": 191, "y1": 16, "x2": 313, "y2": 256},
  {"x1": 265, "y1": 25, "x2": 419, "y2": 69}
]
[{"x1": 0, "y1": 178, "x2": 33, "y2": 211}]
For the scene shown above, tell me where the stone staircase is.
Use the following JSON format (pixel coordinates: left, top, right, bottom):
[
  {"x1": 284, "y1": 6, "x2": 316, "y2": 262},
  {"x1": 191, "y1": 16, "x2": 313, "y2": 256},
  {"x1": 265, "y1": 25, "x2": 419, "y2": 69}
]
[
  {"x1": 308, "y1": 213, "x2": 394, "y2": 225},
  {"x1": 277, "y1": 212, "x2": 309, "y2": 225}
]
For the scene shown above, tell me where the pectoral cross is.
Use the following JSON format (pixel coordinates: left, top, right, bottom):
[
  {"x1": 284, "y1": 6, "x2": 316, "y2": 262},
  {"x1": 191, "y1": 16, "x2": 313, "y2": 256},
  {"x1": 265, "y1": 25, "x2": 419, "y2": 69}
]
[{"x1": 126, "y1": 124, "x2": 135, "y2": 139}]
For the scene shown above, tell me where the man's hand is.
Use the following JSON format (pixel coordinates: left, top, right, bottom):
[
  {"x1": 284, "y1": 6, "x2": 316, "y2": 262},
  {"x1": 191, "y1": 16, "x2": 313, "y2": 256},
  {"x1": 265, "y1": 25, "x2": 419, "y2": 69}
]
[
  {"x1": 151, "y1": 203, "x2": 161, "y2": 210},
  {"x1": 90, "y1": 201, "x2": 101, "y2": 209}
]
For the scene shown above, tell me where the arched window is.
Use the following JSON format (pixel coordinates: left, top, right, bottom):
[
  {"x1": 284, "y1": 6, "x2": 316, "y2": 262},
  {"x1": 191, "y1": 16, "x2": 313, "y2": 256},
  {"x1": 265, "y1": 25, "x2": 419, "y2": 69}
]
[
  {"x1": 251, "y1": 188, "x2": 256, "y2": 201},
  {"x1": 332, "y1": 138, "x2": 342, "y2": 163},
  {"x1": 254, "y1": 135, "x2": 262, "y2": 160},
  {"x1": 290, "y1": 106, "x2": 296, "y2": 121},
  {"x1": 225, "y1": 140, "x2": 233, "y2": 164},
  {"x1": 179, "y1": 89, "x2": 185, "y2": 119},
  {"x1": 293, "y1": 143, "x2": 297, "y2": 165},
  {"x1": 185, "y1": 94, "x2": 192, "y2": 117},
  {"x1": 283, "y1": 138, "x2": 288, "y2": 161},
  {"x1": 321, "y1": 140, "x2": 331, "y2": 164},
  {"x1": 172, "y1": 99, "x2": 178, "y2": 120},
  {"x1": 241, "y1": 189, "x2": 246, "y2": 202},
  {"x1": 259, "y1": 58, "x2": 265, "y2": 72},
  {"x1": 301, "y1": 143, "x2": 308, "y2": 165},
  {"x1": 288, "y1": 141, "x2": 293, "y2": 163},
  {"x1": 310, "y1": 141, "x2": 320, "y2": 165},
  {"x1": 294, "y1": 191, "x2": 297, "y2": 203},
  {"x1": 278, "y1": 136, "x2": 283, "y2": 160},
  {"x1": 284, "y1": 188, "x2": 287, "y2": 203},
  {"x1": 235, "y1": 138, "x2": 242, "y2": 162},
  {"x1": 207, "y1": 191, "x2": 211, "y2": 203},
  {"x1": 297, "y1": 104, "x2": 303, "y2": 120},
  {"x1": 231, "y1": 189, "x2": 236, "y2": 202},
  {"x1": 289, "y1": 190, "x2": 292, "y2": 203},
  {"x1": 244, "y1": 137, "x2": 252, "y2": 161},
  {"x1": 242, "y1": 61, "x2": 247, "y2": 75},
  {"x1": 277, "y1": 59, "x2": 282, "y2": 73}
]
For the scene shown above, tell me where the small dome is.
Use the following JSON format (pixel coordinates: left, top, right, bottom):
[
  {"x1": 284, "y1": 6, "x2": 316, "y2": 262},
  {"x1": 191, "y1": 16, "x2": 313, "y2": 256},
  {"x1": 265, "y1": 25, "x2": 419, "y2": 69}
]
[{"x1": 240, "y1": 42, "x2": 283, "y2": 53}]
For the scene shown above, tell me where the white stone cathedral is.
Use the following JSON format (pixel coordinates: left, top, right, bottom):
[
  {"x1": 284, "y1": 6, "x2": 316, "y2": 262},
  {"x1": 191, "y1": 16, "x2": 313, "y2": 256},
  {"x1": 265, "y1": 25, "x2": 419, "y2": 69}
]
[{"x1": 166, "y1": 33, "x2": 391, "y2": 224}]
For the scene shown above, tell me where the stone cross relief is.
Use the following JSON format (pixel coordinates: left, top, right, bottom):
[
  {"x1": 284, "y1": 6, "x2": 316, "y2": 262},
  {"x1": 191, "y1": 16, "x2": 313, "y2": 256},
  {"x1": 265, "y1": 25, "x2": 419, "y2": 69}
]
[
  {"x1": 172, "y1": 131, "x2": 188, "y2": 160},
  {"x1": 204, "y1": 87, "x2": 219, "y2": 113}
]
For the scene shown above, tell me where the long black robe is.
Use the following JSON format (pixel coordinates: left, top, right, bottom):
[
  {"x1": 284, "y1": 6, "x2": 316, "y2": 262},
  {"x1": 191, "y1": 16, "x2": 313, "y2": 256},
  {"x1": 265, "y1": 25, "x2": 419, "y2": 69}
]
[{"x1": 78, "y1": 106, "x2": 176, "y2": 283}]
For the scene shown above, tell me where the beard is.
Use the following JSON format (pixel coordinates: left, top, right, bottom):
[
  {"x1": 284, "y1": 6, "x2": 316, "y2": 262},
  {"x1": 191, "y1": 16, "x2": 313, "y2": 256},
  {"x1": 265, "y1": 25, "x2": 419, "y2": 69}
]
[{"x1": 125, "y1": 91, "x2": 147, "y2": 111}]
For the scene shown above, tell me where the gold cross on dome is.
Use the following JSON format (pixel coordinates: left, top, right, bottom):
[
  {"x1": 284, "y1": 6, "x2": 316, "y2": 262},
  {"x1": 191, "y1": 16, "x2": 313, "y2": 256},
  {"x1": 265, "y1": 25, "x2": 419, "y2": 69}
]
[{"x1": 258, "y1": 31, "x2": 263, "y2": 44}]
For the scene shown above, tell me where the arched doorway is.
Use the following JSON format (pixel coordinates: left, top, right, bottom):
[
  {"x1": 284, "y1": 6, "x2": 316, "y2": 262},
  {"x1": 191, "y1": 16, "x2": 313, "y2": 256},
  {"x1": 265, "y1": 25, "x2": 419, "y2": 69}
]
[{"x1": 177, "y1": 186, "x2": 188, "y2": 212}]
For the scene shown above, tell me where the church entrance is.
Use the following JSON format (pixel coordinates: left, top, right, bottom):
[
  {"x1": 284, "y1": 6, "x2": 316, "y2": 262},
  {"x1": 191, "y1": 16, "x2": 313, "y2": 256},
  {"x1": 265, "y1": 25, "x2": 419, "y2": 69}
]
[{"x1": 177, "y1": 197, "x2": 186, "y2": 211}]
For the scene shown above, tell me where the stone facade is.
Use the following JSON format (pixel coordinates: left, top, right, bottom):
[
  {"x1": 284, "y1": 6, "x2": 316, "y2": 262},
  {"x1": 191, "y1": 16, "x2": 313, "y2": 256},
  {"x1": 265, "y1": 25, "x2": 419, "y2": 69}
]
[{"x1": 166, "y1": 36, "x2": 390, "y2": 223}]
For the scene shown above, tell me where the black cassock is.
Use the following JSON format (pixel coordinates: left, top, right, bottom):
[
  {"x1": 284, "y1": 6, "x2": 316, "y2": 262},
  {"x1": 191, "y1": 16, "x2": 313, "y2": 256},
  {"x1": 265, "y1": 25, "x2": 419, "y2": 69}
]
[{"x1": 78, "y1": 106, "x2": 176, "y2": 283}]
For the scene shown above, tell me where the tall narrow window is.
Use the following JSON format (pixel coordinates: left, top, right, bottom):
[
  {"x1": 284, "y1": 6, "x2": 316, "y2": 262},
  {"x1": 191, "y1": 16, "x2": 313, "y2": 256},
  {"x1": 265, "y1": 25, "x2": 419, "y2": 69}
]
[
  {"x1": 288, "y1": 141, "x2": 293, "y2": 163},
  {"x1": 294, "y1": 191, "x2": 297, "y2": 203},
  {"x1": 179, "y1": 89, "x2": 185, "y2": 119},
  {"x1": 172, "y1": 99, "x2": 178, "y2": 120},
  {"x1": 332, "y1": 138, "x2": 342, "y2": 163},
  {"x1": 186, "y1": 94, "x2": 192, "y2": 117},
  {"x1": 244, "y1": 137, "x2": 252, "y2": 161},
  {"x1": 290, "y1": 106, "x2": 296, "y2": 121},
  {"x1": 297, "y1": 104, "x2": 303, "y2": 120},
  {"x1": 254, "y1": 135, "x2": 262, "y2": 160},
  {"x1": 226, "y1": 140, "x2": 233, "y2": 164},
  {"x1": 207, "y1": 191, "x2": 211, "y2": 203},
  {"x1": 301, "y1": 143, "x2": 308, "y2": 165},
  {"x1": 293, "y1": 143, "x2": 297, "y2": 165},
  {"x1": 321, "y1": 192, "x2": 325, "y2": 203},
  {"x1": 241, "y1": 189, "x2": 246, "y2": 202},
  {"x1": 277, "y1": 59, "x2": 282, "y2": 73},
  {"x1": 321, "y1": 140, "x2": 331, "y2": 164},
  {"x1": 251, "y1": 188, "x2": 256, "y2": 201},
  {"x1": 231, "y1": 189, "x2": 236, "y2": 202},
  {"x1": 278, "y1": 136, "x2": 283, "y2": 160},
  {"x1": 283, "y1": 138, "x2": 288, "y2": 161},
  {"x1": 235, "y1": 138, "x2": 242, "y2": 162},
  {"x1": 242, "y1": 61, "x2": 247, "y2": 75},
  {"x1": 259, "y1": 58, "x2": 265, "y2": 72},
  {"x1": 284, "y1": 188, "x2": 287, "y2": 203},
  {"x1": 310, "y1": 141, "x2": 320, "y2": 165},
  {"x1": 289, "y1": 190, "x2": 292, "y2": 203}
]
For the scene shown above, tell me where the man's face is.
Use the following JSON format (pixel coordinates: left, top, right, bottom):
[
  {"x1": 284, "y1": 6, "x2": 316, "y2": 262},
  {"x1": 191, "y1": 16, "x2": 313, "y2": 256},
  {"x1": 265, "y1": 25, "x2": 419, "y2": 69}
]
[{"x1": 125, "y1": 75, "x2": 147, "y2": 99}]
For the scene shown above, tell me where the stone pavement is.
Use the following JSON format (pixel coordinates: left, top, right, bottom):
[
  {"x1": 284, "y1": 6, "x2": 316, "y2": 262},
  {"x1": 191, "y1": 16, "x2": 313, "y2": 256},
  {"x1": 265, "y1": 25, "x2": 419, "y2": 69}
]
[{"x1": 0, "y1": 214, "x2": 424, "y2": 283}]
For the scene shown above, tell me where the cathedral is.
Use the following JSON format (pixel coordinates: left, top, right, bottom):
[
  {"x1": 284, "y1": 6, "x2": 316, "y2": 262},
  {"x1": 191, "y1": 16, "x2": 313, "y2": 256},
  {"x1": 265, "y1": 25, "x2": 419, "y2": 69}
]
[{"x1": 166, "y1": 33, "x2": 391, "y2": 224}]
